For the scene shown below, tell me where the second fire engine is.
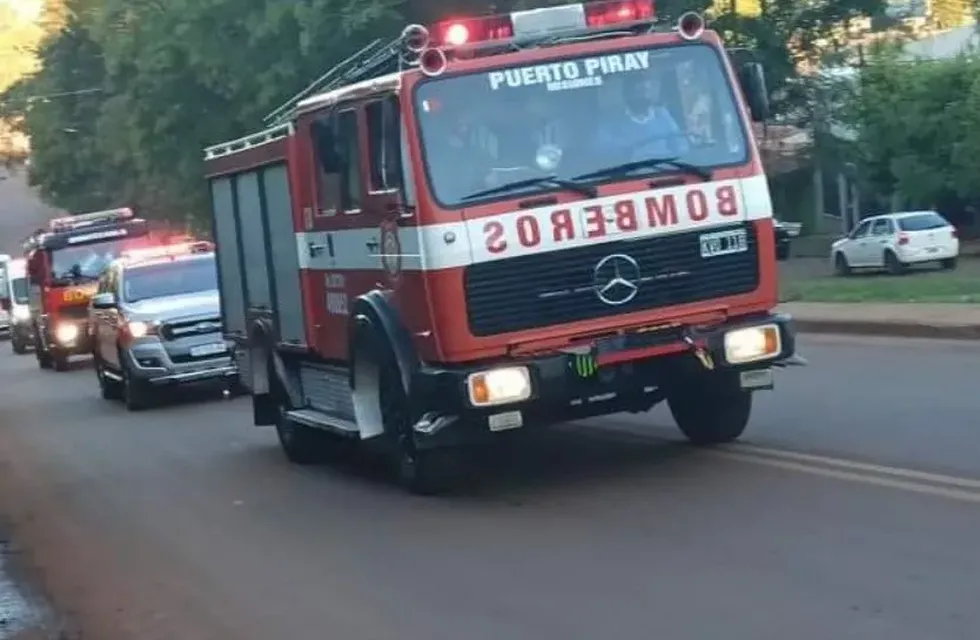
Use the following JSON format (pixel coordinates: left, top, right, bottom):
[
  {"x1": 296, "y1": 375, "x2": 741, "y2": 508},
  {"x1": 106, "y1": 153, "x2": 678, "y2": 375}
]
[
  {"x1": 204, "y1": 2, "x2": 804, "y2": 493},
  {"x1": 24, "y1": 207, "x2": 153, "y2": 371}
]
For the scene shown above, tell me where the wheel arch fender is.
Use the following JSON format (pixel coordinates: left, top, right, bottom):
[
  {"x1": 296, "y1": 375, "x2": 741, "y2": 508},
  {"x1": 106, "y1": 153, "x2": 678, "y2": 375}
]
[
  {"x1": 347, "y1": 289, "x2": 419, "y2": 396},
  {"x1": 247, "y1": 316, "x2": 302, "y2": 425}
]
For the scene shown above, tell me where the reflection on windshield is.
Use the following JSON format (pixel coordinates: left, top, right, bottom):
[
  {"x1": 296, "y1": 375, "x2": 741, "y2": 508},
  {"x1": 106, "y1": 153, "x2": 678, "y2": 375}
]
[
  {"x1": 415, "y1": 43, "x2": 747, "y2": 206},
  {"x1": 12, "y1": 278, "x2": 28, "y2": 304},
  {"x1": 50, "y1": 240, "x2": 130, "y2": 283},
  {"x1": 124, "y1": 258, "x2": 218, "y2": 302}
]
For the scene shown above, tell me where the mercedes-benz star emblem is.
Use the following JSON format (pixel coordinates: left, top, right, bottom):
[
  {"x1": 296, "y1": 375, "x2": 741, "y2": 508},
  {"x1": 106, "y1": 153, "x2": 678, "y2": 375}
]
[{"x1": 593, "y1": 253, "x2": 641, "y2": 306}]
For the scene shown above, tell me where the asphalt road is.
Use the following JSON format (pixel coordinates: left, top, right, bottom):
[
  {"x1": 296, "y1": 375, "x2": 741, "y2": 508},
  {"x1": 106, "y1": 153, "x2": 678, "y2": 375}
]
[{"x1": 0, "y1": 334, "x2": 978, "y2": 640}]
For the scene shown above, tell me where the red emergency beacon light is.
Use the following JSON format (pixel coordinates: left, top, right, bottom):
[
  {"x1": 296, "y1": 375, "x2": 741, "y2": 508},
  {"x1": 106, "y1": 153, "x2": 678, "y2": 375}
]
[{"x1": 429, "y1": 0, "x2": 655, "y2": 47}]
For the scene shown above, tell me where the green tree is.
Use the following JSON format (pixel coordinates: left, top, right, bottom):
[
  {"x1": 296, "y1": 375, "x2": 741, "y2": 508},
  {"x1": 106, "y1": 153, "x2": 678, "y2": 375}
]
[{"x1": 849, "y1": 49, "x2": 980, "y2": 214}]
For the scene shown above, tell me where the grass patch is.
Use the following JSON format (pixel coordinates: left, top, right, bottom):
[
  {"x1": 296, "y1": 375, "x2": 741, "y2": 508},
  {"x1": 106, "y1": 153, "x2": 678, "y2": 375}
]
[{"x1": 780, "y1": 270, "x2": 980, "y2": 303}]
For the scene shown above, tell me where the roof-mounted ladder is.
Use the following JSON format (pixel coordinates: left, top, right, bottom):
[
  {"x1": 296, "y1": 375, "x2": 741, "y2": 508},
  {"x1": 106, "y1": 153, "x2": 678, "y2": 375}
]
[{"x1": 263, "y1": 36, "x2": 402, "y2": 126}]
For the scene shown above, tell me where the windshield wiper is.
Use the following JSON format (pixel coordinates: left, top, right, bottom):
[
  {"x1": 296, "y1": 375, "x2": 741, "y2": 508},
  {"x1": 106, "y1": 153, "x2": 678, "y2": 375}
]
[
  {"x1": 460, "y1": 175, "x2": 597, "y2": 201},
  {"x1": 572, "y1": 157, "x2": 712, "y2": 183}
]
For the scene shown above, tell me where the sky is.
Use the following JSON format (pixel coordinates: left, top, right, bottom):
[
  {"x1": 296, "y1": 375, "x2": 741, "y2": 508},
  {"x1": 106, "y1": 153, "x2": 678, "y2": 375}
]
[{"x1": 0, "y1": 0, "x2": 43, "y2": 21}]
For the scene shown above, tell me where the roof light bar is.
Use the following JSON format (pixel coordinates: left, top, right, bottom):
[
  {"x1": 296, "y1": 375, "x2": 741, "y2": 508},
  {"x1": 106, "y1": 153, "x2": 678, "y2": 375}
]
[
  {"x1": 426, "y1": 0, "x2": 655, "y2": 47},
  {"x1": 120, "y1": 240, "x2": 213, "y2": 263}
]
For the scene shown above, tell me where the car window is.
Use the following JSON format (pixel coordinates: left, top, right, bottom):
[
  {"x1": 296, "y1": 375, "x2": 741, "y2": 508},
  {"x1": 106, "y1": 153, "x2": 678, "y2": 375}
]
[
  {"x1": 897, "y1": 212, "x2": 948, "y2": 231},
  {"x1": 123, "y1": 258, "x2": 218, "y2": 302},
  {"x1": 870, "y1": 219, "x2": 891, "y2": 235},
  {"x1": 851, "y1": 220, "x2": 872, "y2": 238}
]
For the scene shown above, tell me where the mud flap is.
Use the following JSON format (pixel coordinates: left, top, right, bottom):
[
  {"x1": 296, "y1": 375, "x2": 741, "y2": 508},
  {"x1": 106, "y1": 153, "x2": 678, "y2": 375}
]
[{"x1": 253, "y1": 392, "x2": 278, "y2": 426}]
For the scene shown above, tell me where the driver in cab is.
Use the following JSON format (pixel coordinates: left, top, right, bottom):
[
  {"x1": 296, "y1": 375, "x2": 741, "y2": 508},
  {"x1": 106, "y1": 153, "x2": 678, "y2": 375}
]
[{"x1": 594, "y1": 72, "x2": 689, "y2": 162}]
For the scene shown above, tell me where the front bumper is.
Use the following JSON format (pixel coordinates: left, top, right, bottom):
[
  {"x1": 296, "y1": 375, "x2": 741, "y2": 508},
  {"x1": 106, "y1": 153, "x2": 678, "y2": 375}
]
[
  {"x1": 124, "y1": 338, "x2": 237, "y2": 387},
  {"x1": 410, "y1": 313, "x2": 800, "y2": 449}
]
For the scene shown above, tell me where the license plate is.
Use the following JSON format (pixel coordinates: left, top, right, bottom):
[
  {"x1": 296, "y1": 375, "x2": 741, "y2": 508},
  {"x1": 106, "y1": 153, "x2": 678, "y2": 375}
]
[
  {"x1": 190, "y1": 342, "x2": 227, "y2": 357},
  {"x1": 700, "y1": 229, "x2": 748, "y2": 258},
  {"x1": 488, "y1": 410, "x2": 523, "y2": 432},
  {"x1": 926, "y1": 247, "x2": 938, "y2": 253},
  {"x1": 740, "y1": 368, "x2": 773, "y2": 390}
]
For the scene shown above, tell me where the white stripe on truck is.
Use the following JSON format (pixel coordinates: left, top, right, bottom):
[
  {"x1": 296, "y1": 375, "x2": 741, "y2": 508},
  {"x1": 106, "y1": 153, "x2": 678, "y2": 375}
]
[{"x1": 296, "y1": 175, "x2": 772, "y2": 272}]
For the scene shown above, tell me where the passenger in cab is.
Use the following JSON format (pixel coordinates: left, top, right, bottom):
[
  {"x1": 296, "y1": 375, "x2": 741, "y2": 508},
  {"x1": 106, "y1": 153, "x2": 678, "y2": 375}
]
[{"x1": 595, "y1": 71, "x2": 689, "y2": 161}]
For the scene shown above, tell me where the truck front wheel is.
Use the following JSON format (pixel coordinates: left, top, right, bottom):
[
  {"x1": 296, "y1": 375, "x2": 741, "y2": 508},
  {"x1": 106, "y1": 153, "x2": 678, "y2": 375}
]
[
  {"x1": 364, "y1": 336, "x2": 460, "y2": 495},
  {"x1": 666, "y1": 373, "x2": 752, "y2": 445}
]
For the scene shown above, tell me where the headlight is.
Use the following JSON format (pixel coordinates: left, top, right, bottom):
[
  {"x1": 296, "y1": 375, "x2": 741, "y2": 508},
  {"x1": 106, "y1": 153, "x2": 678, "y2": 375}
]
[
  {"x1": 12, "y1": 306, "x2": 30, "y2": 321},
  {"x1": 55, "y1": 323, "x2": 79, "y2": 344},
  {"x1": 723, "y1": 324, "x2": 781, "y2": 364},
  {"x1": 127, "y1": 320, "x2": 153, "y2": 338},
  {"x1": 466, "y1": 366, "x2": 532, "y2": 407}
]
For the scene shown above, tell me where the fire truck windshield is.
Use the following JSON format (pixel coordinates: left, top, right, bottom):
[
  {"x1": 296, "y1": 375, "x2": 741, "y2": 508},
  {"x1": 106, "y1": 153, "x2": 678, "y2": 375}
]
[
  {"x1": 123, "y1": 257, "x2": 218, "y2": 303},
  {"x1": 49, "y1": 240, "x2": 130, "y2": 284},
  {"x1": 414, "y1": 43, "x2": 748, "y2": 206}
]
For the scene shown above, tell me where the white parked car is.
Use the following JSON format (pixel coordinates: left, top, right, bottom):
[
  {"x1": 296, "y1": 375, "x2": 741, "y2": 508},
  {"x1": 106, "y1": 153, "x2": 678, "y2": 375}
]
[{"x1": 831, "y1": 211, "x2": 959, "y2": 276}]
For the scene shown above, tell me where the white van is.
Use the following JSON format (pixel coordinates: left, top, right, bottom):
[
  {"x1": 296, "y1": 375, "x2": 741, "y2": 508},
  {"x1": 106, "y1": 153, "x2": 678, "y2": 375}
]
[{"x1": 3, "y1": 258, "x2": 32, "y2": 354}]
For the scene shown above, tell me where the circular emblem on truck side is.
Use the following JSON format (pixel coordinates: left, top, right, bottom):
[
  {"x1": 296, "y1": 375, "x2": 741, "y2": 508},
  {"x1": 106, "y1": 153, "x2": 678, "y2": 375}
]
[{"x1": 380, "y1": 221, "x2": 401, "y2": 280}]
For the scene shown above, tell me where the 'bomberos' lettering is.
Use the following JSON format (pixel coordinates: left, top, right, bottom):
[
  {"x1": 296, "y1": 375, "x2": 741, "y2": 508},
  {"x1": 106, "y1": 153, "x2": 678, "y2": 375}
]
[{"x1": 482, "y1": 184, "x2": 740, "y2": 255}]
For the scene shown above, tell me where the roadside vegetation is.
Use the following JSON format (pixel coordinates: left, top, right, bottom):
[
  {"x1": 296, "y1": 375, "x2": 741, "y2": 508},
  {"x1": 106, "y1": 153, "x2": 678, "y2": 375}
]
[{"x1": 779, "y1": 256, "x2": 980, "y2": 303}]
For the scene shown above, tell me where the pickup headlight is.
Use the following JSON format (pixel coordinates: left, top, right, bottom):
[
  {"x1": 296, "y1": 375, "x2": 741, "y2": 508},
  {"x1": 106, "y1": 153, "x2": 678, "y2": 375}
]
[
  {"x1": 724, "y1": 324, "x2": 781, "y2": 364},
  {"x1": 127, "y1": 320, "x2": 157, "y2": 338},
  {"x1": 466, "y1": 366, "x2": 532, "y2": 407}
]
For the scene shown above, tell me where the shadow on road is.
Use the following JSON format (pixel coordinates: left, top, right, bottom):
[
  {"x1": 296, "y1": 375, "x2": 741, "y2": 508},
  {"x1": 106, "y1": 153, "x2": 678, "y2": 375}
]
[{"x1": 234, "y1": 420, "x2": 699, "y2": 501}]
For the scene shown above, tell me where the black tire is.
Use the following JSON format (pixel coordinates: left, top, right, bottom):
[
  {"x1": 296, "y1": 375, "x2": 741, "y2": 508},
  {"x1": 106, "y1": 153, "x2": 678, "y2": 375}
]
[
  {"x1": 884, "y1": 250, "x2": 905, "y2": 275},
  {"x1": 52, "y1": 351, "x2": 69, "y2": 372},
  {"x1": 940, "y1": 257, "x2": 957, "y2": 270},
  {"x1": 36, "y1": 345, "x2": 52, "y2": 369},
  {"x1": 11, "y1": 337, "x2": 27, "y2": 355},
  {"x1": 95, "y1": 356, "x2": 123, "y2": 400},
  {"x1": 776, "y1": 243, "x2": 790, "y2": 261},
  {"x1": 122, "y1": 361, "x2": 153, "y2": 411},
  {"x1": 366, "y1": 338, "x2": 460, "y2": 495},
  {"x1": 833, "y1": 252, "x2": 850, "y2": 277},
  {"x1": 666, "y1": 374, "x2": 753, "y2": 445},
  {"x1": 274, "y1": 403, "x2": 333, "y2": 465}
]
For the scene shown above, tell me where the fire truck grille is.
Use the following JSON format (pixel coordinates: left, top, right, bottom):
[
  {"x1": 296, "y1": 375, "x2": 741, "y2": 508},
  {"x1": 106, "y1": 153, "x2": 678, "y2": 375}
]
[
  {"x1": 464, "y1": 223, "x2": 761, "y2": 337},
  {"x1": 159, "y1": 317, "x2": 222, "y2": 341},
  {"x1": 57, "y1": 305, "x2": 90, "y2": 321}
]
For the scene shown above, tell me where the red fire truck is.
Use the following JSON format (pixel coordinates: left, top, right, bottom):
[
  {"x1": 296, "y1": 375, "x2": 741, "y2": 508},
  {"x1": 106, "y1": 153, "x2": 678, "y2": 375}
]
[
  {"x1": 204, "y1": 2, "x2": 804, "y2": 493},
  {"x1": 24, "y1": 207, "x2": 152, "y2": 370}
]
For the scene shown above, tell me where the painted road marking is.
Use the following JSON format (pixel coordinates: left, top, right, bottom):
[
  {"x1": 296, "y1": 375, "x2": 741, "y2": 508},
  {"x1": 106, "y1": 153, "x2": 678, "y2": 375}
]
[
  {"x1": 579, "y1": 420, "x2": 980, "y2": 504},
  {"x1": 711, "y1": 450, "x2": 980, "y2": 505},
  {"x1": 724, "y1": 443, "x2": 980, "y2": 491}
]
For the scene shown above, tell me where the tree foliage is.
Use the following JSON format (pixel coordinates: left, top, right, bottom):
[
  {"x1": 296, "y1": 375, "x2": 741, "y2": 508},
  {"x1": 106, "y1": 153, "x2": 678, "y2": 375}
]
[
  {"x1": 848, "y1": 49, "x2": 980, "y2": 212},
  {"x1": 2, "y1": 0, "x2": 884, "y2": 218}
]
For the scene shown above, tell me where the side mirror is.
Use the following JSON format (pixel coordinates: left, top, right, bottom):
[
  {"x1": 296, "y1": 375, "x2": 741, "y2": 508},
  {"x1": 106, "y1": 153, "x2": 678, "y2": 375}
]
[
  {"x1": 740, "y1": 62, "x2": 770, "y2": 122},
  {"x1": 91, "y1": 293, "x2": 117, "y2": 309}
]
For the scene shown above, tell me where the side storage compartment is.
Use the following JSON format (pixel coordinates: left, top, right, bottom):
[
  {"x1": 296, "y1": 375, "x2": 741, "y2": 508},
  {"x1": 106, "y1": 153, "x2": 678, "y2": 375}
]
[
  {"x1": 259, "y1": 164, "x2": 306, "y2": 346},
  {"x1": 208, "y1": 161, "x2": 310, "y2": 400},
  {"x1": 209, "y1": 175, "x2": 247, "y2": 339}
]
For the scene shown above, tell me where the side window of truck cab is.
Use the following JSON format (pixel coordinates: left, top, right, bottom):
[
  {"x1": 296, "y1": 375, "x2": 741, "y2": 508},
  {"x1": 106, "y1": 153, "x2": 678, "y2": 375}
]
[
  {"x1": 366, "y1": 95, "x2": 403, "y2": 193},
  {"x1": 311, "y1": 109, "x2": 364, "y2": 215}
]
